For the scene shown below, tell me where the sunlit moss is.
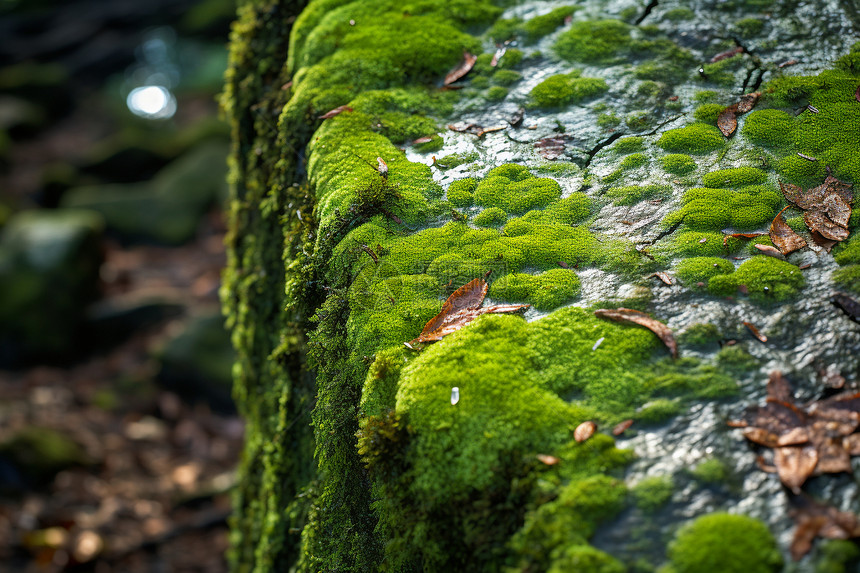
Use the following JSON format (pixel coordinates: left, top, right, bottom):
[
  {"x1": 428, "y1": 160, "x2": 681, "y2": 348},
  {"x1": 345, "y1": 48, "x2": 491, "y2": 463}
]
[
  {"x1": 661, "y1": 154, "x2": 697, "y2": 175},
  {"x1": 529, "y1": 71, "x2": 608, "y2": 108},
  {"x1": 657, "y1": 123, "x2": 725, "y2": 154}
]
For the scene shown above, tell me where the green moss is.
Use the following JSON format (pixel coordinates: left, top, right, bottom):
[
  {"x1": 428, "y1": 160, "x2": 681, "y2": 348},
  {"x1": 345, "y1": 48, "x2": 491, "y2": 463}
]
[
  {"x1": 662, "y1": 8, "x2": 694, "y2": 21},
  {"x1": 678, "y1": 323, "x2": 722, "y2": 347},
  {"x1": 437, "y1": 152, "x2": 479, "y2": 170},
  {"x1": 834, "y1": 235, "x2": 860, "y2": 265},
  {"x1": 488, "y1": 17, "x2": 522, "y2": 43},
  {"x1": 716, "y1": 345, "x2": 759, "y2": 373},
  {"x1": 637, "y1": 398, "x2": 682, "y2": 423},
  {"x1": 485, "y1": 85, "x2": 509, "y2": 101},
  {"x1": 675, "y1": 257, "x2": 735, "y2": 290},
  {"x1": 815, "y1": 539, "x2": 860, "y2": 573},
  {"x1": 735, "y1": 17, "x2": 765, "y2": 37},
  {"x1": 702, "y1": 167, "x2": 768, "y2": 188},
  {"x1": 521, "y1": 7, "x2": 577, "y2": 44},
  {"x1": 833, "y1": 265, "x2": 860, "y2": 295},
  {"x1": 548, "y1": 545, "x2": 626, "y2": 573},
  {"x1": 700, "y1": 55, "x2": 746, "y2": 87},
  {"x1": 659, "y1": 232, "x2": 742, "y2": 258},
  {"x1": 708, "y1": 256, "x2": 804, "y2": 302},
  {"x1": 690, "y1": 458, "x2": 731, "y2": 484},
  {"x1": 694, "y1": 90, "x2": 719, "y2": 103},
  {"x1": 614, "y1": 137, "x2": 644, "y2": 154},
  {"x1": 662, "y1": 187, "x2": 778, "y2": 232},
  {"x1": 470, "y1": 75, "x2": 490, "y2": 88},
  {"x1": 474, "y1": 164, "x2": 562, "y2": 214},
  {"x1": 657, "y1": 123, "x2": 725, "y2": 154},
  {"x1": 620, "y1": 153, "x2": 648, "y2": 170},
  {"x1": 598, "y1": 112, "x2": 621, "y2": 128},
  {"x1": 492, "y1": 69, "x2": 522, "y2": 86},
  {"x1": 605, "y1": 184, "x2": 668, "y2": 206},
  {"x1": 632, "y1": 476, "x2": 674, "y2": 512},
  {"x1": 490, "y1": 269, "x2": 581, "y2": 311},
  {"x1": 667, "y1": 513, "x2": 783, "y2": 573},
  {"x1": 555, "y1": 19, "x2": 632, "y2": 64},
  {"x1": 529, "y1": 72, "x2": 608, "y2": 108},
  {"x1": 661, "y1": 154, "x2": 697, "y2": 175},
  {"x1": 472, "y1": 207, "x2": 507, "y2": 228},
  {"x1": 694, "y1": 103, "x2": 725, "y2": 124}
]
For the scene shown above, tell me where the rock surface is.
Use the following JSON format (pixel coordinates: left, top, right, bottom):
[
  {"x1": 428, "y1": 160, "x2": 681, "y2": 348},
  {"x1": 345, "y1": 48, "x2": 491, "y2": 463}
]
[{"x1": 222, "y1": 1, "x2": 860, "y2": 571}]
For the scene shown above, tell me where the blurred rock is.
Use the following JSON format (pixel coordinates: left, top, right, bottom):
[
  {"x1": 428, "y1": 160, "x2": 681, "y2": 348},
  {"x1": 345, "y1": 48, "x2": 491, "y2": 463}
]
[
  {"x1": 0, "y1": 427, "x2": 91, "y2": 488},
  {"x1": 0, "y1": 209, "x2": 104, "y2": 366},
  {"x1": 61, "y1": 141, "x2": 228, "y2": 244},
  {"x1": 155, "y1": 311, "x2": 236, "y2": 413}
]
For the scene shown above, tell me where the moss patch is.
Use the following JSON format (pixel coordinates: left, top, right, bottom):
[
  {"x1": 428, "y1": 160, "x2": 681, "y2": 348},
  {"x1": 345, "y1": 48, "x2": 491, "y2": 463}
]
[
  {"x1": 529, "y1": 71, "x2": 608, "y2": 108},
  {"x1": 657, "y1": 123, "x2": 725, "y2": 154}
]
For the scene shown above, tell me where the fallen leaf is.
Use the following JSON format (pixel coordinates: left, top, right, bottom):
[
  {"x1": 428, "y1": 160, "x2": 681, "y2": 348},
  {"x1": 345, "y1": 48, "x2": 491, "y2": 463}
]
[
  {"x1": 754, "y1": 244, "x2": 783, "y2": 258},
  {"x1": 490, "y1": 45, "x2": 506, "y2": 67},
  {"x1": 844, "y1": 434, "x2": 860, "y2": 455},
  {"x1": 476, "y1": 125, "x2": 507, "y2": 137},
  {"x1": 652, "y1": 271, "x2": 673, "y2": 285},
  {"x1": 444, "y1": 51, "x2": 477, "y2": 85},
  {"x1": 318, "y1": 105, "x2": 353, "y2": 120},
  {"x1": 775, "y1": 445, "x2": 819, "y2": 494},
  {"x1": 804, "y1": 210, "x2": 849, "y2": 241},
  {"x1": 536, "y1": 454, "x2": 559, "y2": 465},
  {"x1": 779, "y1": 59, "x2": 799, "y2": 68},
  {"x1": 447, "y1": 122, "x2": 482, "y2": 134},
  {"x1": 412, "y1": 136, "x2": 434, "y2": 144},
  {"x1": 407, "y1": 277, "x2": 529, "y2": 344},
  {"x1": 717, "y1": 104, "x2": 739, "y2": 137},
  {"x1": 743, "y1": 427, "x2": 780, "y2": 447},
  {"x1": 832, "y1": 293, "x2": 860, "y2": 323},
  {"x1": 574, "y1": 421, "x2": 597, "y2": 443},
  {"x1": 769, "y1": 206, "x2": 807, "y2": 255},
  {"x1": 810, "y1": 231, "x2": 838, "y2": 252},
  {"x1": 534, "y1": 136, "x2": 568, "y2": 160},
  {"x1": 743, "y1": 321, "x2": 768, "y2": 343},
  {"x1": 767, "y1": 371, "x2": 794, "y2": 402},
  {"x1": 710, "y1": 46, "x2": 744, "y2": 62},
  {"x1": 736, "y1": 91, "x2": 761, "y2": 113},
  {"x1": 798, "y1": 152, "x2": 818, "y2": 161},
  {"x1": 789, "y1": 494, "x2": 860, "y2": 560},
  {"x1": 727, "y1": 232, "x2": 766, "y2": 239},
  {"x1": 821, "y1": 193, "x2": 851, "y2": 228},
  {"x1": 612, "y1": 419, "x2": 634, "y2": 436},
  {"x1": 594, "y1": 308, "x2": 677, "y2": 358}
]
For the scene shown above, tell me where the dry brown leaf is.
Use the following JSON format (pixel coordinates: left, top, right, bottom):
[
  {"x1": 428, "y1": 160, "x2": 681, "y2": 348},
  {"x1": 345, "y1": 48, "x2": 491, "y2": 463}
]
[
  {"x1": 844, "y1": 434, "x2": 860, "y2": 455},
  {"x1": 717, "y1": 104, "x2": 739, "y2": 137},
  {"x1": 778, "y1": 426, "x2": 810, "y2": 446},
  {"x1": 769, "y1": 206, "x2": 807, "y2": 255},
  {"x1": 652, "y1": 272, "x2": 673, "y2": 285},
  {"x1": 317, "y1": 105, "x2": 353, "y2": 120},
  {"x1": 476, "y1": 125, "x2": 507, "y2": 137},
  {"x1": 444, "y1": 51, "x2": 477, "y2": 85},
  {"x1": 767, "y1": 370, "x2": 794, "y2": 402},
  {"x1": 832, "y1": 293, "x2": 860, "y2": 323},
  {"x1": 743, "y1": 321, "x2": 768, "y2": 343},
  {"x1": 736, "y1": 91, "x2": 761, "y2": 113},
  {"x1": 812, "y1": 435, "x2": 852, "y2": 474},
  {"x1": 754, "y1": 244, "x2": 783, "y2": 258},
  {"x1": 711, "y1": 46, "x2": 744, "y2": 62},
  {"x1": 612, "y1": 419, "x2": 634, "y2": 436},
  {"x1": 536, "y1": 454, "x2": 560, "y2": 465},
  {"x1": 789, "y1": 495, "x2": 860, "y2": 560},
  {"x1": 743, "y1": 427, "x2": 780, "y2": 447},
  {"x1": 728, "y1": 232, "x2": 766, "y2": 239},
  {"x1": 534, "y1": 136, "x2": 568, "y2": 160},
  {"x1": 775, "y1": 445, "x2": 819, "y2": 494},
  {"x1": 593, "y1": 308, "x2": 677, "y2": 358},
  {"x1": 574, "y1": 421, "x2": 597, "y2": 443},
  {"x1": 804, "y1": 210, "x2": 850, "y2": 241}
]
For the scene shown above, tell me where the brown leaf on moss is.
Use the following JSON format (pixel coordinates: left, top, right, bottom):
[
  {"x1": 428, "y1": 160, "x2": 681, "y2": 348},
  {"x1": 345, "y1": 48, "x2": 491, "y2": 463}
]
[
  {"x1": 536, "y1": 454, "x2": 560, "y2": 465},
  {"x1": 652, "y1": 271, "x2": 673, "y2": 285},
  {"x1": 743, "y1": 321, "x2": 768, "y2": 343},
  {"x1": 736, "y1": 91, "x2": 761, "y2": 113},
  {"x1": 779, "y1": 180, "x2": 808, "y2": 208},
  {"x1": 407, "y1": 277, "x2": 528, "y2": 345},
  {"x1": 710, "y1": 46, "x2": 744, "y2": 62},
  {"x1": 612, "y1": 419, "x2": 633, "y2": 435},
  {"x1": 444, "y1": 51, "x2": 477, "y2": 85},
  {"x1": 574, "y1": 421, "x2": 596, "y2": 443},
  {"x1": 317, "y1": 105, "x2": 353, "y2": 120},
  {"x1": 810, "y1": 231, "x2": 838, "y2": 252},
  {"x1": 717, "y1": 104, "x2": 739, "y2": 137},
  {"x1": 594, "y1": 308, "x2": 677, "y2": 358},
  {"x1": 789, "y1": 495, "x2": 860, "y2": 560},
  {"x1": 728, "y1": 232, "x2": 766, "y2": 239},
  {"x1": 754, "y1": 244, "x2": 783, "y2": 258},
  {"x1": 804, "y1": 210, "x2": 849, "y2": 242},
  {"x1": 769, "y1": 206, "x2": 807, "y2": 255}
]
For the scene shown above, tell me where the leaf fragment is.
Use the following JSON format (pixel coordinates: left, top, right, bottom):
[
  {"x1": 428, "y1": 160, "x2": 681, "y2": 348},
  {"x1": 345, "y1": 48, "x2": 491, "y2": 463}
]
[
  {"x1": 754, "y1": 244, "x2": 783, "y2": 258},
  {"x1": 717, "y1": 104, "x2": 738, "y2": 137},
  {"x1": 534, "y1": 136, "x2": 568, "y2": 160},
  {"x1": 774, "y1": 445, "x2": 819, "y2": 494},
  {"x1": 594, "y1": 308, "x2": 677, "y2": 358},
  {"x1": 476, "y1": 125, "x2": 507, "y2": 138},
  {"x1": 832, "y1": 292, "x2": 860, "y2": 323},
  {"x1": 317, "y1": 105, "x2": 353, "y2": 120},
  {"x1": 444, "y1": 51, "x2": 477, "y2": 85},
  {"x1": 736, "y1": 91, "x2": 761, "y2": 113},
  {"x1": 803, "y1": 210, "x2": 849, "y2": 242},
  {"x1": 652, "y1": 271, "x2": 673, "y2": 285},
  {"x1": 769, "y1": 206, "x2": 807, "y2": 255},
  {"x1": 536, "y1": 454, "x2": 560, "y2": 465},
  {"x1": 612, "y1": 419, "x2": 633, "y2": 436},
  {"x1": 710, "y1": 46, "x2": 744, "y2": 62},
  {"x1": 789, "y1": 495, "x2": 860, "y2": 560},
  {"x1": 574, "y1": 421, "x2": 597, "y2": 443},
  {"x1": 743, "y1": 321, "x2": 768, "y2": 343},
  {"x1": 509, "y1": 107, "x2": 524, "y2": 127}
]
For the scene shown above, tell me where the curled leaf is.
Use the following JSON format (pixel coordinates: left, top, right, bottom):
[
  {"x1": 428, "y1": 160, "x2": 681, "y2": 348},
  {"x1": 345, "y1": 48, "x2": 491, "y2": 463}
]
[
  {"x1": 769, "y1": 206, "x2": 807, "y2": 255},
  {"x1": 710, "y1": 46, "x2": 744, "y2": 62},
  {"x1": 789, "y1": 495, "x2": 860, "y2": 560},
  {"x1": 717, "y1": 104, "x2": 739, "y2": 137},
  {"x1": 754, "y1": 244, "x2": 783, "y2": 258},
  {"x1": 444, "y1": 51, "x2": 477, "y2": 85},
  {"x1": 775, "y1": 445, "x2": 819, "y2": 494},
  {"x1": 743, "y1": 321, "x2": 768, "y2": 343},
  {"x1": 612, "y1": 419, "x2": 634, "y2": 436},
  {"x1": 736, "y1": 91, "x2": 761, "y2": 113},
  {"x1": 476, "y1": 125, "x2": 507, "y2": 138},
  {"x1": 803, "y1": 210, "x2": 849, "y2": 242},
  {"x1": 652, "y1": 271, "x2": 673, "y2": 285},
  {"x1": 574, "y1": 421, "x2": 597, "y2": 443},
  {"x1": 594, "y1": 308, "x2": 677, "y2": 358},
  {"x1": 318, "y1": 105, "x2": 353, "y2": 120}
]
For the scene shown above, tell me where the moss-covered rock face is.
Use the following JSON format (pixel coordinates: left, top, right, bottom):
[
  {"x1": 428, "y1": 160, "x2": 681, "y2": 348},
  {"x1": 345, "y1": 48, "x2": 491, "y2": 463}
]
[{"x1": 223, "y1": 0, "x2": 860, "y2": 570}]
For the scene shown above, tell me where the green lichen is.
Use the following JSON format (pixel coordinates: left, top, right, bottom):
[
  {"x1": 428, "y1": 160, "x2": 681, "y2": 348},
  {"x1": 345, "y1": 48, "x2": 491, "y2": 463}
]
[
  {"x1": 666, "y1": 513, "x2": 783, "y2": 573},
  {"x1": 657, "y1": 123, "x2": 725, "y2": 154},
  {"x1": 661, "y1": 154, "x2": 697, "y2": 175},
  {"x1": 529, "y1": 71, "x2": 608, "y2": 108},
  {"x1": 632, "y1": 476, "x2": 674, "y2": 512},
  {"x1": 490, "y1": 269, "x2": 581, "y2": 311}
]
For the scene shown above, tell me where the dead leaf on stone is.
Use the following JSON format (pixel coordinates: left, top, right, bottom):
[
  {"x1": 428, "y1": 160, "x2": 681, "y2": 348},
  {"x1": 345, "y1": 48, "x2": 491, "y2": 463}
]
[
  {"x1": 789, "y1": 494, "x2": 860, "y2": 560},
  {"x1": 767, "y1": 370, "x2": 794, "y2": 402},
  {"x1": 447, "y1": 122, "x2": 482, "y2": 134},
  {"x1": 574, "y1": 421, "x2": 597, "y2": 443},
  {"x1": 710, "y1": 46, "x2": 744, "y2": 62},
  {"x1": 717, "y1": 104, "x2": 739, "y2": 137},
  {"x1": 832, "y1": 292, "x2": 860, "y2": 323},
  {"x1": 317, "y1": 105, "x2": 353, "y2": 120},
  {"x1": 613, "y1": 419, "x2": 633, "y2": 435},
  {"x1": 476, "y1": 125, "x2": 507, "y2": 138},
  {"x1": 769, "y1": 206, "x2": 807, "y2": 255},
  {"x1": 743, "y1": 427, "x2": 780, "y2": 447},
  {"x1": 804, "y1": 210, "x2": 850, "y2": 242},
  {"x1": 536, "y1": 454, "x2": 560, "y2": 465},
  {"x1": 736, "y1": 91, "x2": 761, "y2": 113},
  {"x1": 407, "y1": 276, "x2": 529, "y2": 345},
  {"x1": 412, "y1": 136, "x2": 434, "y2": 144},
  {"x1": 490, "y1": 45, "x2": 506, "y2": 67},
  {"x1": 754, "y1": 244, "x2": 783, "y2": 258},
  {"x1": 534, "y1": 136, "x2": 567, "y2": 160},
  {"x1": 594, "y1": 308, "x2": 677, "y2": 358},
  {"x1": 652, "y1": 271, "x2": 673, "y2": 285},
  {"x1": 775, "y1": 445, "x2": 819, "y2": 494},
  {"x1": 444, "y1": 51, "x2": 477, "y2": 85},
  {"x1": 779, "y1": 59, "x2": 799, "y2": 68},
  {"x1": 743, "y1": 321, "x2": 767, "y2": 343}
]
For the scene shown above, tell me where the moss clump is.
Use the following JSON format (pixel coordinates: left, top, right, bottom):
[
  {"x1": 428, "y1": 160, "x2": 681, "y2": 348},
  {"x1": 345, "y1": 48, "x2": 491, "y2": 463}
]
[
  {"x1": 473, "y1": 207, "x2": 507, "y2": 228},
  {"x1": 614, "y1": 136, "x2": 644, "y2": 154},
  {"x1": 521, "y1": 6, "x2": 577, "y2": 43},
  {"x1": 661, "y1": 154, "x2": 697, "y2": 175},
  {"x1": 675, "y1": 257, "x2": 735, "y2": 290},
  {"x1": 447, "y1": 178, "x2": 476, "y2": 207},
  {"x1": 702, "y1": 167, "x2": 768, "y2": 188},
  {"x1": 667, "y1": 513, "x2": 783, "y2": 573},
  {"x1": 597, "y1": 112, "x2": 621, "y2": 128},
  {"x1": 437, "y1": 152, "x2": 478, "y2": 170},
  {"x1": 474, "y1": 164, "x2": 562, "y2": 214},
  {"x1": 741, "y1": 109, "x2": 794, "y2": 149},
  {"x1": 554, "y1": 19, "x2": 632, "y2": 63},
  {"x1": 709, "y1": 256, "x2": 804, "y2": 302},
  {"x1": 662, "y1": 8, "x2": 694, "y2": 21},
  {"x1": 716, "y1": 345, "x2": 759, "y2": 373},
  {"x1": 657, "y1": 124, "x2": 725, "y2": 154},
  {"x1": 632, "y1": 476, "x2": 674, "y2": 511},
  {"x1": 605, "y1": 184, "x2": 668, "y2": 206},
  {"x1": 694, "y1": 103, "x2": 725, "y2": 124},
  {"x1": 833, "y1": 265, "x2": 860, "y2": 295},
  {"x1": 690, "y1": 458, "x2": 731, "y2": 484},
  {"x1": 637, "y1": 398, "x2": 682, "y2": 423},
  {"x1": 620, "y1": 153, "x2": 647, "y2": 170},
  {"x1": 678, "y1": 323, "x2": 722, "y2": 347},
  {"x1": 529, "y1": 71, "x2": 608, "y2": 108},
  {"x1": 486, "y1": 85, "x2": 509, "y2": 102},
  {"x1": 490, "y1": 269, "x2": 581, "y2": 311},
  {"x1": 413, "y1": 134, "x2": 444, "y2": 152},
  {"x1": 735, "y1": 17, "x2": 765, "y2": 37},
  {"x1": 700, "y1": 55, "x2": 747, "y2": 87},
  {"x1": 662, "y1": 187, "x2": 780, "y2": 232},
  {"x1": 492, "y1": 69, "x2": 522, "y2": 86},
  {"x1": 815, "y1": 539, "x2": 860, "y2": 573}
]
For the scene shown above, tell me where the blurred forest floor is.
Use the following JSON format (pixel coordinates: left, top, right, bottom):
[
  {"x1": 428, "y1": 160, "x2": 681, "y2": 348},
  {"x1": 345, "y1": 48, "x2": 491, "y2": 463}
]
[{"x1": 0, "y1": 0, "x2": 245, "y2": 570}]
